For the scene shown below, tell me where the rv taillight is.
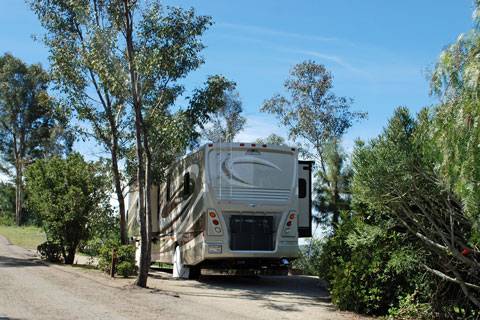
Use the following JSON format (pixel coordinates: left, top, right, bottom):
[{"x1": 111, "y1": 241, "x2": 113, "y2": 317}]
[
  {"x1": 287, "y1": 221, "x2": 292, "y2": 227},
  {"x1": 240, "y1": 143, "x2": 245, "y2": 146},
  {"x1": 209, "y1": 211, "x2": 216, "y2": 218},
  {"x1": 289, "y1": 213, "x2": 295, "y2": 219},
  {"x1": 213, "y1": 219, "x2": 219, "y2": 225}
]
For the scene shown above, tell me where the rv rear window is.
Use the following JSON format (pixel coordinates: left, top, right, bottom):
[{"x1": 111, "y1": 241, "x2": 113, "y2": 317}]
[{"x1": 299, "y1": 178, "x2": 307, "y2": 199}]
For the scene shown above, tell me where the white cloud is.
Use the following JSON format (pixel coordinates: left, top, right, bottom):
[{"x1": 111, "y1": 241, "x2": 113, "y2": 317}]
[{"x1": 216, "y1": 22, "x2": 337, "y2": 42}]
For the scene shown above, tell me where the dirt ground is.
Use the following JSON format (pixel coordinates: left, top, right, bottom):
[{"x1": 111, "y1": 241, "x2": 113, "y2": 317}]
[{"x1": 0, "y1": 235, "x2": 370, "y2": 320}]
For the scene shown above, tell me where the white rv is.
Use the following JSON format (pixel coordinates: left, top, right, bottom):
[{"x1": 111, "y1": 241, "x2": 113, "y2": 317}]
[{"x1": 127, "y1": 143, "x2": 313, "y2": 278}]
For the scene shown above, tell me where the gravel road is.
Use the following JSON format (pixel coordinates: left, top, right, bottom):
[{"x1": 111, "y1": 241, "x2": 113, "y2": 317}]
[{"x1": 0, "y1": 235, "x2": 369, "y2": 320}]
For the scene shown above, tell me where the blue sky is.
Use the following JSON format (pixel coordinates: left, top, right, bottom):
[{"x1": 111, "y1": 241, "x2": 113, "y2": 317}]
[{"x1": 0, "y1": 0, "x2": 476, "y2": 153}]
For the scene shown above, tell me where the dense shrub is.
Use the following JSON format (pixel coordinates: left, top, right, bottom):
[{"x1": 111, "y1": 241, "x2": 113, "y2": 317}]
[
  {"x1": 98, "y1": 239, "x2": 136, "y2": 277},
  {"x1": 37, "y1": 241, "x2": 63, "y2": 262},
  {"x1": 25, "y1": 153, "x2": 111, "y2": 264},
  {"x1": 317, "y1": 211, "x2": 436, "y2": 317}
]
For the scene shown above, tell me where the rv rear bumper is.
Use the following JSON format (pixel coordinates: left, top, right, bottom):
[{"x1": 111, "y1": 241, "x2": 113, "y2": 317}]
[{"x1": 203, "y1": 241, "x2": 298, "y2": 260}]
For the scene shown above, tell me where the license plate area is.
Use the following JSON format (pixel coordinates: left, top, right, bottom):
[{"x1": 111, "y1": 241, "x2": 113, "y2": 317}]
[{"x1": 230, "y1": 215, "x2": 274, "y2": 251}]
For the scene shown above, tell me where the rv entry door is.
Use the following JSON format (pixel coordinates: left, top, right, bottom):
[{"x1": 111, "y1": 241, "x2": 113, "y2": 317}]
[{"x1": 298, "y1": 161, "x2": 314, "y2": 237}]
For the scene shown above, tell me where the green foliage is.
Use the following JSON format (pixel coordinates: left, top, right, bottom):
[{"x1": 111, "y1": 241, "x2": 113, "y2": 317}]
[
  {"x1": 98, "y1": 239, "x2": 136, "y2": 277},
  {"x1": 313, "y1": 139, "x2": 353, "y2": 228},
  {"x1": 0, "y1": 182, "x2": 15, "y2": 225},
  {"x1": 0, "y1": 53, "x2": 72, "y2": 225},
  {"x1": 348, "y1": 107, "x2": 480, "y2": 315},
  {"x1": 37, "y1": 241, "x2": 63, "y2": 263},
  {"x1": 255, "y1": 134, "x2": 288, "y2": 146},
  {"x1": 318, "y1": 211, "x2": 432, "y2": 317},
  {"x1": 25, "y1": 153, "x2": 110, "y2": 264},
  {"x1": 79, "y1": 209, "x2": 120, "y2": 257},
  {"x1": 387, "y1": 293, "x2": 433, "y2": 320},
  {"x1": 116, "y1": 259, "x2": 136, "y2": 278}
]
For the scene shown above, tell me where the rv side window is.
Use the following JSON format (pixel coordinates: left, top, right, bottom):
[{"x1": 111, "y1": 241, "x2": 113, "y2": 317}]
[
  {"x1": 299, "y1": 178, "x2": 307, "y2": 199},
  {"x1": 184, "y1": 172, "x2": 190, "y2": 196}
]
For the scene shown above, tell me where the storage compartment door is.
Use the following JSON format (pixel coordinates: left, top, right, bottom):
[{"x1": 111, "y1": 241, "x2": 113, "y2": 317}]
[{"x1": 298, "y1": 161, "x2": 314, "y2": 237}]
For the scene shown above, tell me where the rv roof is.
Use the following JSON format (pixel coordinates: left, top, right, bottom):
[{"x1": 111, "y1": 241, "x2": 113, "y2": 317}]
[{"x1": 205, "y1": 142, "x2": 296, "y2": 153}]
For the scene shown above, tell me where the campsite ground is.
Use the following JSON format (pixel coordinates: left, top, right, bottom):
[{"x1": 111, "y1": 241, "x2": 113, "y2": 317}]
[{"x1": 0, "y1": 235, "x2": 370, "y2": 320}]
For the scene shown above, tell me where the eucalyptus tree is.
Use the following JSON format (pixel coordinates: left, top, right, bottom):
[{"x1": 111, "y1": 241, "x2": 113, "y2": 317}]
[
  {"x1": 31, "y1": 0, "x2": 232, "y2": 287},
  {"x1": 0, "y1": 53, "x2": 71, "y2": 226},
  {"x1": 202, "y1": 84, "x2": 246, "y2": 142},
  {"x1": 260, "y1": 60, "x2": 366, "y2": 175},
  {"x1": 30, "y1": 0, "x2": 135, "y2": 245}
]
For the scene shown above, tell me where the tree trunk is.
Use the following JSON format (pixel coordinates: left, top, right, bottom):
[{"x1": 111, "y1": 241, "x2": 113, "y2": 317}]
[
  {"x1": 15, "y1": 162, "x2": 22, "y2": 226},
  {"x1": 111, "y1": 146, "x2": 127, "y2": 245},
  {"x1": 122, "y1": 0, "x2": 149, "y2": 288},
  {"x1": 332, "y1": 181, "x2": 339, "y2": 229},
  {"x1": 134, "y1": 119, "x2": 148, "y2": 288},
  {"x1": 64, "y1": 246, "x2": 76, "y2": 265},
  {"x1": 143, "y1": 125, "x2": 153, "y2": 274}
]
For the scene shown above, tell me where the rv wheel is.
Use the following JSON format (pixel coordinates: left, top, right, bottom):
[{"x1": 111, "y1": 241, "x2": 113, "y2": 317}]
[
  {"x1": 173, "y1": 246, "x2": 189, "y2": 279},
  {"x1": 188, "y1": 265, "x2": 200, "y2": 280}
]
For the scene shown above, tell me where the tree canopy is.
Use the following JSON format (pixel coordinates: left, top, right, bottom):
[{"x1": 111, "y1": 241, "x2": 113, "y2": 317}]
[
  {"x1": 202, "y1": 84, "x2": 246, "y2": 142},
  {"x1": 261, "y1": 60, "x2": 366, "y2": 173},
  {"x1": 0, "y1": 53, "x2": 71, "y2": 225}
]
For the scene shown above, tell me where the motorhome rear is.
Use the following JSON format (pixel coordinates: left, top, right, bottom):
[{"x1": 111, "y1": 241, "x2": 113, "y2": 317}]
[{"x1": 127, "y1": 143, "x2": 312, "y2": 278}]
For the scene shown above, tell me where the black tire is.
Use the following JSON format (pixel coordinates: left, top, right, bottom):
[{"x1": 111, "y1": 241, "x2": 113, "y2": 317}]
[{"x1": 188, "y1": 265, "x2": 201, "y2": 280}]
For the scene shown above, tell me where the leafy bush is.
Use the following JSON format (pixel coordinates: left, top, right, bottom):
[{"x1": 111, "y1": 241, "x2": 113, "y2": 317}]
[
  {"x1": 116, "y1": 260, "x2": 136, "y2": 277},
  {"x1": 0, "y1": 213, "x2": 15, "y2": 226},
  {"x1": 318, "y1": 211, "x2": 434, "y2": 317},
  {"x1": 0, "y1": 182, "x2": 15, "y2": 226},
  {"x1": 25, "y1": 153, "x2": 111, "y2": 264},
  {"x1": 37, "y1": 241, "x2": 63, "y2": 262},
  {"x1": 98, "y1": 239, "x2": 136, "y2": 277},
  {"x1": 78, "y1": 212, "x2": 120, "y2": 257}
]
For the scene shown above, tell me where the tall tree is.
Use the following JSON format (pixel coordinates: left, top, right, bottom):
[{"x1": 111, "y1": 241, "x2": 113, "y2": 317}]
[
  {"x1": 260, "y1": 60, "x2": 366, "y2": 174},
  {"x1": 31, "y1": 0, "x2": 133, "y2": 245},
  {"x1": 0, "y1": 53, "x2": 71, "y2": 226},
  {"x1": 313, "y1": 139, "x2": 353, "y2": 229},
  {"x1": 429, "y1": 0, "x2": 480, "y2": 219},
  {"x1": 31, "y1": 0, "x2": 231, "y2": 287},
  {"x1": 202, "y1": 84, "x2": 246, "y2": 142}
]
